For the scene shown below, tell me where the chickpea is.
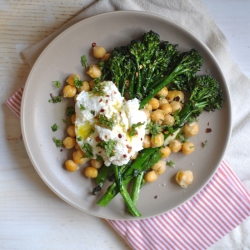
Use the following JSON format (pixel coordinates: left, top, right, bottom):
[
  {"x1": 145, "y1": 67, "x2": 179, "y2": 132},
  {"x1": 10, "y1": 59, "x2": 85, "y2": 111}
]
[
  {"x1": 167, "y1": 90, "x2": 185, "y2": 103},
  {"x1": 87, "y1": 64, "x2": 102, "y2": 78},
  {"x1": 65, "y1": 160, "x2": 79, "y2": 172},
  {"x1": 151, "y1": 160, "x2": 166, "y2": 175},
  {"x1": 101, "y1": 53, "x2": 111, "y2": 61},
  {"x1": 150, "y1": 109, "x2": 164, "y2": 123},
  {"x1": 169, "y1": 139, "x2": 182, "y2": 153},
  {"x1": 144, "y1": 103, "x2": 153, "y2": 112},
  {"x1": 66, "y1": 74, "x2": 80, "y2": 86},
  {"x1": 148, "y1": 98, "x2": 159, "y2": 110},
  {"x1": 93, "y1": 46, "x2": 106, "y2": 58},
  {"x1": 160, "y1": 146, "x2": 171, "y2": 158},
  {"x1": 159, "y1": 98, "x2": 169, "y2": 107},
  {"x1": 91, "y1": 159, "x2": 103, "y2": 169},
  {"x1": 151, "y1": 133, "x2": 164, "y2": 148},
  {"x1": 156, "y1": 87, "x2": 168, "y2": 98},
  {"x1": 160, "y1": 103, "x2": 172, "y2": 115},
  {"x1": 182, "y1": 142, "x2": 195, "y2": 155},
  {"x1": 170, "y1": 101, "x2": 183, "y2": 113},
  {"x1": 63, "y1": 137, "x2": 76, "y2": 149},
  {"x1": 71, "y1": 114, "x2": 76, "y2": 124},
  {"x1": 67, "y1": 125, "x2": 76, "y2": 137},
  {"x1": 85, "y1": 166, "x2": 98, "y2": 178},
  {"x1": 63, "y1": 85, "x2": 77, "y2": 98},
  {"x1": 162, "y1": 114, "x2": 175, "y2": 126},
  {"x1": 73, "y1": 150, "x2": 87, "y2": 164},
  {"x1": 183, "y1": 122, "x2": 199, "y2": 137},
  {"x1": 78, "y1": 81, "x2": 90, "y2": 93},
  {"x1": 143, "y1": 135, "x2": 151, "y2": 148},
  {"x1": 175, "y1": 170, "x2": 194, "y2": 188},
  {"x1": 144, "y1": 170, "x2": 158, "y2": 183}
]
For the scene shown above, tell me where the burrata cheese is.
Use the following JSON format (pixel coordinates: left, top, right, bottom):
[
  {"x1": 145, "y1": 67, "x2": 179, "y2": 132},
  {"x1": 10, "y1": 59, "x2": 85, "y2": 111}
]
[{"x1": 75, "y1": 81, "x2": 148, "y2": 166}]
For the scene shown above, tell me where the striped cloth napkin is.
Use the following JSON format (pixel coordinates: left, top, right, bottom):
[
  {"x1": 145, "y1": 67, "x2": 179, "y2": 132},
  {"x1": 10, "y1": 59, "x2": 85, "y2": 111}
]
[{"x1": 6, "y1": 77, "x2": 250, "y2": 250}]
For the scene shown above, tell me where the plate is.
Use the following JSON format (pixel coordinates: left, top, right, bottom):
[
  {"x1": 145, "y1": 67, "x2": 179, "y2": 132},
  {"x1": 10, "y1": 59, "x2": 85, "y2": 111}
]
[{"x1": 21, "y1": 11, "x2": 231, "y2": 220}]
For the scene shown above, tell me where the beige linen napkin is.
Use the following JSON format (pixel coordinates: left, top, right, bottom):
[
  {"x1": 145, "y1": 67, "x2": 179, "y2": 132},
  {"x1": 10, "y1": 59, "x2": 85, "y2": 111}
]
[{"x1": 18, "y1": 0, "x2": 250, "y2": 249}]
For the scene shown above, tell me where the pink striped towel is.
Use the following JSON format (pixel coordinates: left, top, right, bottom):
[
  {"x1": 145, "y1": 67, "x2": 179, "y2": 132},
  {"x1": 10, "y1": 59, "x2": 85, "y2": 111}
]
[{"x1": 6, "y1": 88, "x2": 250, "y2": 250}]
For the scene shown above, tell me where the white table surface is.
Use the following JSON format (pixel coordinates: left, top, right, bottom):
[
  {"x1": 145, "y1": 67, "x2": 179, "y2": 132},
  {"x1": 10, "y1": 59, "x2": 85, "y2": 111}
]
[{"x1": 1, "y1": 1, "x2": 249, "y2": 249}]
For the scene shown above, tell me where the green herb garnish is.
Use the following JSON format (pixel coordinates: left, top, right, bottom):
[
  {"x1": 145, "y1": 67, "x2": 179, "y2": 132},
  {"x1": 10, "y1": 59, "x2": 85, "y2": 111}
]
[
  {"x1": 96, "y1": 154, "x2": 104, "y2": 162},
  {"x1": 81, "y1": 143, "x2": 93, "y2": 158},
  {"x1": 167, "y1": 160, "x2": 175, "y2": 167},
  {"x1": 80, "y1": 104, "x2": 86, "y2": 111},
  {"x1": 99, "y1": 114, "x2": 114, "y2": 129},
  {"x1": 90, "y1": 82, "x2": 105, "y2": 96},
  {"x1": 77, "y1": 136, "x2": 82, "y2": 141},
  {"x1": 74, "y1": 75, "x2": 83, "y2": 88},
  {"x1": 128, "y1": 122, "x2": 144, "y2": 136},
  {"x1": 52, "y1": 80, "x2": 61, "y2": 88},
  {"x1": 53, "y1": 137, "x2": 62, "y2": 147},
  {"x1": 62, "y1": 118, "x2": 67, "y2": 123},
  {"x1": 146, "y1": 122, "x2": 161, "y2": 136},
  {"x1": 66, "y1": 106, "x2": 75, "y2": 117},
  {"x1": 51, "y1": 123, "x2": 59, "y2": 132},
  {"x1": 49, "y1": 94, "x2": 61, "y2": 103},
  {"x1": 97, "y1": 139, "x2": 117, "y2": 157},
  {"x1": 81, "y1": 55, "x2": 88, "y2": 68}
]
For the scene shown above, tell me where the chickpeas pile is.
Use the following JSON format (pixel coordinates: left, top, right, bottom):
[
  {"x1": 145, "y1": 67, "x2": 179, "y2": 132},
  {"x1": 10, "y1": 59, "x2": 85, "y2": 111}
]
[
  {"x1": 142, "y1": 87, "x2": 199, "y2": 184},
  {"x1": 61, "y1": 44, "x2": 110, "y2": 178},
  {"x1": 62, "y1": 73, "x2": 104, "y2": 178}
]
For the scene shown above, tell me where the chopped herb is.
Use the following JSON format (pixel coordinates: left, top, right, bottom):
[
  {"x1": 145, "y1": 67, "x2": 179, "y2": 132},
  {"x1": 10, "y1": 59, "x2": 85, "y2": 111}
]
[
  {"x1": 176, "y1": 132, "x2": 188, "y2": 143},
  {"x1": 77, "y1": 136, "x2": 82, "y2": 141},
  {"x1": 96, "y1": 154, "x2": 103, "y2": 162},
  {"x1": 97, "y1": 139, "x2": 117, "y2": 157},
  {"x1": 81, "y1": 55, "x2": 88, "y2": 68},
  {"x1": 89, "y1": 127, "x2": 95, "y2": 135},
  {"x1": 81, "y1": 143, "x2": 93, "y2": 158},
  {"x1": 167, "y1": 160, "x2": 175, "y2": 167},
  {"x1": 62, "y1": 118, "x2": 67, "y2": 123},
  {"x1": 53, "y1": 137, "x2": 62, "y2": 147},
  {"x1": 80, "y1": 104, "x2": 86, "y2": 111},
  {"x1": 187, "y1": 116, "x2": 199, "y2": 123},
  {"x1": 90, "y1": 82, "x2": 105, "y2": 96},
  {"x1": 146, "y1": 122, "x2": 161, "y2": 136},
  {"x1": 74, "y1": 75, "x2": 83, "y2": 88},
  {"x1": 49, "y1": 94, "x2": 61, "y2": 103},
  {"x1": 202, "y1": 140, "x2": 208, "y2": 148},
  {"x1": 128, "y1": 122, "x2": 144, "y2": 137},
  {"x1": 99, "y1": 114, "x2": 114, "y2": 129},
  {"x1": 51, "y1": 123, "x2": 59, "y2": 132},
  {"x1": 66, "y1": 106, "x2": 75, "y2": 117},
  {"x1": 52, "y1": 80, "x2": 61, "y2": 88},
  {"x1": 90, "y1": 110, "x2": 95, "y2": 115}
]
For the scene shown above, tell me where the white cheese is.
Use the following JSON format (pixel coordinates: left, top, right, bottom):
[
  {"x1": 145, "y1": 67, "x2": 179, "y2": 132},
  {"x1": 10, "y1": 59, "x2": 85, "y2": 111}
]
[{"x1": 75, "y1": 81, "x2": 148, "y2": 166}]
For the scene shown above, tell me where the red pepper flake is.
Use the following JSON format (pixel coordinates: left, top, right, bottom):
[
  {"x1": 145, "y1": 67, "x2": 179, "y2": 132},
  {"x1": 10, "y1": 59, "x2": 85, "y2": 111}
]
[
  {"x1": 95, "y1": 136, "x2": 102, "y2": 142},
  {"x1": 206, "y1": 128, "x2": 212, "y2": 133},
  {"x1": 105, "y1": 95, "x2": 110, "y2": 97},
  {"x1": 99, "y1": 99, "x2": 103, "y2": 102},
  {"x1": 106, "y1": 100, "x2": 108, "y2": 103},
  {"x1": 207, "y1": 122, "x2": 210, "y2": 126},
  {"x1": 105, "y1": 135, "x2": 108, "y2": 139},
  {"x1": 92, "y1": 42, "x2": 96, "y2": 47},
  {"x1": 154, "y1": 195, "x2": 158, "y2": 199},
  {"x1": 100, "y1": 109, "x2": 105, "y2": 112},
  {"x1": 60, "y1": 149, "x2": 63, "y2": 152},
  {"x1": 140, "y1": 138, "x2": 143, "y2": 141},
  {"x1": 118, "y1": 134, "x2": 122, "y2": 139},
  {"x1": 114, "y1": 91, "x2": 117, "y2": 94},
  {"x1": 123, "y1": 154, "x2": 127, "y2": 158},
  {"x1": 98, "y1": 151, "x2": 102, "y2": 154}
]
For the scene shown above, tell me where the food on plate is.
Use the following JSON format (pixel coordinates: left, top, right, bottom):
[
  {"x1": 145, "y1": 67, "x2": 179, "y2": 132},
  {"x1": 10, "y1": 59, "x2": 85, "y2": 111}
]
[
  {"x1": 51, "y1": 30, "x2": 223, "y2": 217},
  {"x1": 175, "y1": 170, "x2": 194, "y2": 188}
]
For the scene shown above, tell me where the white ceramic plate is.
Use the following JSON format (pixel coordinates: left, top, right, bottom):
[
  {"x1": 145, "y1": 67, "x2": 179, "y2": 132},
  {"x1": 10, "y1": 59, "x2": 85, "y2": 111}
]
[{"x1": 21, "y1": 11, "x2": 231, "y2": 220}]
